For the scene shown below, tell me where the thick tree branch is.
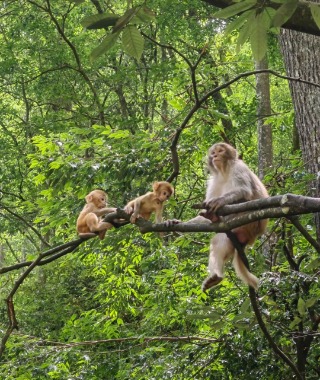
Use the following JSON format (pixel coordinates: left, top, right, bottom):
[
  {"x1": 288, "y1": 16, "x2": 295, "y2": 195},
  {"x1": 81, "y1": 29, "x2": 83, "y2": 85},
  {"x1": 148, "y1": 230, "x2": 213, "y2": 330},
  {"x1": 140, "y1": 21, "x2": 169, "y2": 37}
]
[
  {"x1": 1, "y1": 194, "x2": 319, "y2": 276},
  {"x1": 114, "y1": 194, "x2": 320, "y2": 233}
]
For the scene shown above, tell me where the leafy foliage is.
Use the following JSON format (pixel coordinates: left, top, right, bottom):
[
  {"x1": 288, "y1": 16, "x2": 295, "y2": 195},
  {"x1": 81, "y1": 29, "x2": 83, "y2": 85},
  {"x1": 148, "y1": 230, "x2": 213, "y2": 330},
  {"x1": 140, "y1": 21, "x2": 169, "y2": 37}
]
[{"x1": 0, "y1": 0, "x2": 319, "y2": 379}]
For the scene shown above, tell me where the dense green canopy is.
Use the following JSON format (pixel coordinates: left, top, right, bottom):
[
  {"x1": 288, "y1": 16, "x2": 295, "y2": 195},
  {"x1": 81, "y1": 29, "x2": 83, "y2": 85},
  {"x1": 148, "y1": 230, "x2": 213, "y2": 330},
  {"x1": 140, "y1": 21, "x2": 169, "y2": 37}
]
[{"x1": 0, "y1": 1, "x2": 319, "y2": 379}]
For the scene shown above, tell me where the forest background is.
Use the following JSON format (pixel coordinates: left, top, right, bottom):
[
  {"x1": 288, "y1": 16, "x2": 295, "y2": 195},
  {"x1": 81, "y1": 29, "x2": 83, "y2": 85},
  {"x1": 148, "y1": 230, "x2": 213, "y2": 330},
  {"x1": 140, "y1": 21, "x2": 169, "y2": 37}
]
[{"x1": 0, "y1": 0, "x2": 319, "y2": 379}]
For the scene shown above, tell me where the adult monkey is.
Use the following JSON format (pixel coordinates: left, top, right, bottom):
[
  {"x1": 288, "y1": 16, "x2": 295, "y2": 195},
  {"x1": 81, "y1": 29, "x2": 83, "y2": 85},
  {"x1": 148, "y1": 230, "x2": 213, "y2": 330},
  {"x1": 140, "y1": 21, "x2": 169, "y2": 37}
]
[{"x1": 188, "y1": 142, "x2": 269, "y2": 291}]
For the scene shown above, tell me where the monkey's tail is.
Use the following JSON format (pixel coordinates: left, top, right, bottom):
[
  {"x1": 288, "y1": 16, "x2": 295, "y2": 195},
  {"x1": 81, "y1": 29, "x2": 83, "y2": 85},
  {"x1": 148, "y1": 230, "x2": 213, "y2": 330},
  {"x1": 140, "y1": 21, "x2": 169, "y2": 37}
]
[{"x1": 232, "y1": 251, "x2": 259, "y2": 290}]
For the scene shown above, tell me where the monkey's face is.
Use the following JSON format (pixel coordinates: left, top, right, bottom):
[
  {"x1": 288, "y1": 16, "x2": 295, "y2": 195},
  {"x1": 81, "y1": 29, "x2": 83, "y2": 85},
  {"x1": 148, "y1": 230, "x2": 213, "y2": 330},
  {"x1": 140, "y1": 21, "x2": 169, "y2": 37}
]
[
  {"x1": 208, "y1": 143, "x2": 237, "y2": 170},
  {"x1": 86, "y1": 190, "x2": 108, "y2": 208},
  {"x1": 208, "y1": 144, "x2": 227, "y2": 169},
  {"x1": 94, "y1": 194, "x2": 107, "y2": 208},
  {"x1": 158, "y1": 187, "x2": 172, "y2": 202}
]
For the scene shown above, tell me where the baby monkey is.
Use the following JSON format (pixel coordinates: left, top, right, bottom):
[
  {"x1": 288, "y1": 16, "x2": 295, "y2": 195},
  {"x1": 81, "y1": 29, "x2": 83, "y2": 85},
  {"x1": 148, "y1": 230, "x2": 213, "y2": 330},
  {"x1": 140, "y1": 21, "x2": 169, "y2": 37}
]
[
  {"x1": 77, "y1": 189, "x2": 116, "y2": 240},
  {"x1": 124, "y1": 181, "x2": 174, "y2": 224}
]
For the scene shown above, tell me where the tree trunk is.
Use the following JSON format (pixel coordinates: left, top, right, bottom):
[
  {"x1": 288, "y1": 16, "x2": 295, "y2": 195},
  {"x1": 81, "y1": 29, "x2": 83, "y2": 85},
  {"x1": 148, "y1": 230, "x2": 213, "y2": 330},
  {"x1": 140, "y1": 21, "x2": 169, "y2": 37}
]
[
  {"x1": 279, "y1": 30, "x2": 320, "y2": 242},
  {"x1": 255, "y1": 55, "x2": 273, "y2": 179}
]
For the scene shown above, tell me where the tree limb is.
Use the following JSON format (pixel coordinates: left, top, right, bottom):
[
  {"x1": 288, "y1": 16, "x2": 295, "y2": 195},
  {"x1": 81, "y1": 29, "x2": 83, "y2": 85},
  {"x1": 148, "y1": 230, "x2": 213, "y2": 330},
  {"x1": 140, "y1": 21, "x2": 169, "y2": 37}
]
[
  {"x1": 225, "y1": 228, "x2": 303, "y2": 379},
  {"x1": 32, "y1": 335, "x2": 221, "y2": 348},
  {"x1": 115, "y1": 194, "x2": 320, "y2": 233}
]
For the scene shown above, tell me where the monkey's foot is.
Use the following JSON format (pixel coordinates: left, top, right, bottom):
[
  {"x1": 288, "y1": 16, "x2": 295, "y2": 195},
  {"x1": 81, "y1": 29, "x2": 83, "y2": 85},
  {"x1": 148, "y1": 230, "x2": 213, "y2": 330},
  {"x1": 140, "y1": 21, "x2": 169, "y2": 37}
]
[
  {"x1": 199, "y1": 210, "x2": 219, "y2": 222},
  {"x1": 201, "y1": 274, "x2": 223, "y2": 292}
]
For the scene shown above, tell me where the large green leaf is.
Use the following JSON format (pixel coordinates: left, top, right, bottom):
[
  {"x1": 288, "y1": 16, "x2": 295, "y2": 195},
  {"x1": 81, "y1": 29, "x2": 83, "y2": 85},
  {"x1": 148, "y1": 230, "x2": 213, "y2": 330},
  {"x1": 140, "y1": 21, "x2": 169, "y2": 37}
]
[
  {"x1": 122, "y1": 25, "x2": 144, "y2": 60},
  {"x1": 224, "y1": 10, "x2": 253, "y2": 35},
  {"x1": 310, "y1": 4, "x2": 320, "y2": 29},
  {"x1": 250, "y1": 13, "x2": 268, "y2": 61},
  {"x1": 297, "y1": 297, "x2": 306, "y2": 316},
  {"x1": 272, "y1": 0, "x2": 298, "y2": 27},
  {"x1": 248, "y1": 7, "x2": 274, "y2": 60},
  {"x1": 90, "y1": 31, "x2": 120, "y2": 61},
  {"x1": 134, "y1": 6, "x2": 156, "y2": 24},
  {"x1": 81, "y1": 13, "x2": 119, "y2": 30},
  {"x1": 236, "y1": 11, "x2": 256, "y2": 51},
  {"x1": 213, "y1": 0, "x2": 257, "y2": 19},
  {"x1": 113, "y1": 7, "x2": 137, "y2": 33}
]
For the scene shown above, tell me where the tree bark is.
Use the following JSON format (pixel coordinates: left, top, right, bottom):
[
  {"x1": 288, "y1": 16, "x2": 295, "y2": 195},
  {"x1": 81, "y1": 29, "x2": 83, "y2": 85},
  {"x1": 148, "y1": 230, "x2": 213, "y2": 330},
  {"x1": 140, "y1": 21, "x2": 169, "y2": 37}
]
[{"x1": 279, "y1": 30, "x2": 320, "y2": 242}]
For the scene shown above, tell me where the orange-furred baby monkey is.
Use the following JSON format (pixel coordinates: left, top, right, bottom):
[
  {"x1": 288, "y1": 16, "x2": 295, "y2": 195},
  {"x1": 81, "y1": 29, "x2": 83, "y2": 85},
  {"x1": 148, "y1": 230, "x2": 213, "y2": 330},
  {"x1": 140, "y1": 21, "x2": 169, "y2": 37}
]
[
  {"x1": 77, "y1": 189, "x2": 116, "y2": 240},
  {"x1": 124, "y1": 181, "x2": 174, "y2": 224}
]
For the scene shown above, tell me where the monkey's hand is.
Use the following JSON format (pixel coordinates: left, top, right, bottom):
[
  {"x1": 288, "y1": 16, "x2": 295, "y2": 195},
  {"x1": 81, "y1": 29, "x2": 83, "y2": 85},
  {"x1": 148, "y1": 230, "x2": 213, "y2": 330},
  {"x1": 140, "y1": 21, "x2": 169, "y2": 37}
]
[
  {"x1": 201, "y1": 197, "x2": 226, "y2": 222},
  {"x1": 204, "y1": 197, "x2": 226, "y2": 213},
  {"x1": 130, "y1": 215, "x2": 138, "y2": 223},
  {"x1": 124, "y1": 205, "x2": 133, "y2": 215},
  {"x1": 199, "y1": 209, "x2": 219, "y2": 222}
]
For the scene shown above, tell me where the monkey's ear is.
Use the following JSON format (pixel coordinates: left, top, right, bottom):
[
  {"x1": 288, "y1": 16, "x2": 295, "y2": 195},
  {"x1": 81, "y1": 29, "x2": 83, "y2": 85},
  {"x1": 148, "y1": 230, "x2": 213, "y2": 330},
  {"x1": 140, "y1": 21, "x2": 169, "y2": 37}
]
[
  {"x1": 85, "y1": 194, "x2": 93, "y2": 203},
  {"x1": 153, "y1": 182, "x2": 160, "y2": 191}
]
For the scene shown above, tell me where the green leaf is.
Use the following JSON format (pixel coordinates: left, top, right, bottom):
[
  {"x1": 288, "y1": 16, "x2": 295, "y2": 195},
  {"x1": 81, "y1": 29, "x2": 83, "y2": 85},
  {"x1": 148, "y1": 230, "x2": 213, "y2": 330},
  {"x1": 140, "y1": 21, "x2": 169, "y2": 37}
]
[
  {"x1": 213, "y1": 0, "x2": 257, "y2": 19},
  {"x1": 81, "y1": 14, "x2": 119, "y2": 30},
  {"x1": 134, "y1": 6, "x2": 156, "y2": 24},
  {"x1": 224, "y1": 10, "x2": 253, "y2": 35},
  {"x1": 250, "y1": 12, "x2": 268, "y2": 61},
  {"x1": 272, "y1": 0, "x2": 298, "y2": 27},
  {"x1": 305, "y1": 298, "x2": 317, "y2": 308},
  {"x1": 310, "y1": 4, "x2": 320, "y2": 29},
  {"x1": 113, "y1": 8, "x2": 137, "y2": 33},
  {"x1": 108, "y1": 130, "x2": 130, "y2": 139},
  {"x1": 122, "y1": 25, "x2": 144, "y2": 60},
  {"x1": 240, "y1": 298, "x2": 251, "y2": 313},
  {"x1": 90, "y1": 32, "x2": 120, "y2": 61},
  {"x1": 236, "y1": 11, "x2": 256, "y2": 51},
  {"x1": 289, "y1": 316, "x2": 302, "y2": 329},
  {"x1": 261, "y1": 7, "x2": 277, "y2": 28},
  {"x1": 297, "y1": 297, "x2": 306, "y2": 316}
]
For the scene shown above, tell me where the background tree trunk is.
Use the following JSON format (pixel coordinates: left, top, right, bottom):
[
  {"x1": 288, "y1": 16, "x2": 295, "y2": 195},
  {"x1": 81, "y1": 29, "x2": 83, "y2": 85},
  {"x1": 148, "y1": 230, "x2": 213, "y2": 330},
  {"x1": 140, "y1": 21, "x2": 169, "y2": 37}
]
[{"x1": 279, "y1": 29, "x2": 320, "y2": 240}]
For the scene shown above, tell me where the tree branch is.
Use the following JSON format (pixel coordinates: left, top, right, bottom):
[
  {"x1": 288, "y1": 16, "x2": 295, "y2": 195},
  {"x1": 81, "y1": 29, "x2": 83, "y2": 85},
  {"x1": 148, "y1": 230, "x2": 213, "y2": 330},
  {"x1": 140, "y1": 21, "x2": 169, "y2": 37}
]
[
  {"x1": 119, "y1": 194, "x2": 320, "y2": 234},
  {"x1": 33, "y1": 335, "x2": 221, "y2": 348},
  {"x1": 0, "y1": 239, "x2": 84, "y2": 357},
  {"x1": 225, "y1": 228, "x2": 303, "y2": 379}
]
